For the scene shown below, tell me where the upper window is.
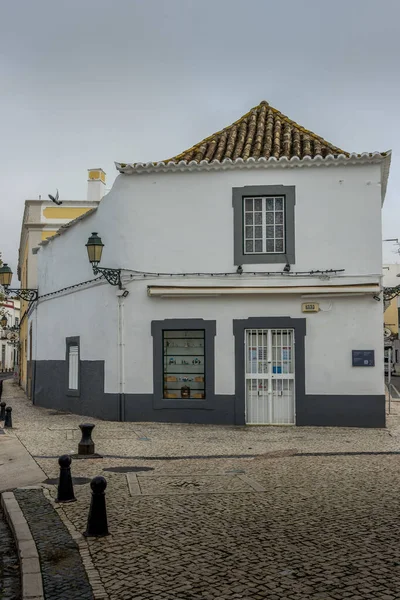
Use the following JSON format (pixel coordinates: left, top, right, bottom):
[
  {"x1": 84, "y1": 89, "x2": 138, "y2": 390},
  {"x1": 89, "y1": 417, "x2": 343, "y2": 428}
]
[
  {"x1": 243, "y1": 196, "x2": 285, "y2": 255},
  {"x1": 233, "y1": 185, "x2": 295, "y2": 265}
]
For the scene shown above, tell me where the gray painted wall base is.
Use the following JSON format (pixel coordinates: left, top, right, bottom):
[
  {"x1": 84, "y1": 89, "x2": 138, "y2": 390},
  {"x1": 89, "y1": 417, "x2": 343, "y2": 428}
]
[
  {"x1": 33, "y1": 360, "x2": 119, "y2": 421},
  {"x1": 33, "y1": 361, "x2": 386, "y2": 428},
  {"x1": 124, "y1": 394, "x2": 237, "y2": 425},
  {"x1": 33, "y1": 361, "x2": 236, "y2": 424},
  {"x1": 296, "y1": 395, "x2": 386, "y2": 428}
]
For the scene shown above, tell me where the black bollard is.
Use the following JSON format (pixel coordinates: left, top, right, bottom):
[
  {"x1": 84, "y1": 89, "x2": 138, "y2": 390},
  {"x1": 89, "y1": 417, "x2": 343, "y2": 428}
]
[
  {"x1": 4, "y1": 407, "x2": 12, "y2": 428},
  {"x1": 56, "y1": 455, "x2": 76, "y2": 503},
  {"x1": 84, "y1": 476, "x2": 109, "y2": 537},
  {"x1": 0, "y1": 402, "x2": 6, "y2": 420},
  {"x1": 78, "y1": 423, "x2": 95, "y2": 455}
]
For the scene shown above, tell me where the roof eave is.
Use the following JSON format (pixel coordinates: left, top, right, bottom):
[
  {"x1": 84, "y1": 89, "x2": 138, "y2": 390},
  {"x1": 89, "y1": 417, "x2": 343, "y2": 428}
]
[
  {"x1": 380, "y1": 152, "x2": 392, "y2": 204},
  {"x1": 115, "y1": 151, "x2": 391, "y2": 176}
]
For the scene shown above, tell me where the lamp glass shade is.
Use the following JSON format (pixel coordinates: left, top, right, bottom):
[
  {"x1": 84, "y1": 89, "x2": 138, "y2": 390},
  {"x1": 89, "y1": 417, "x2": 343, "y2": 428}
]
[
  {"x1": 0, "y1": 263, "x2": 13, "y2": 287},
  {"x1": 86, "y1": 232, "x2": 104, "y2": 265},
  {"x1": 0, "y1": 315, "x2": 7, "y2": 328}
]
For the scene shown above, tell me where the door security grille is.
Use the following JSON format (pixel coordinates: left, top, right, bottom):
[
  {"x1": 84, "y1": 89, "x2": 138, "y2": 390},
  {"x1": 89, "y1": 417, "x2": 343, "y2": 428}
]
[{"x1": 245, "y1": 328, "x2": 295, "y2": 424}]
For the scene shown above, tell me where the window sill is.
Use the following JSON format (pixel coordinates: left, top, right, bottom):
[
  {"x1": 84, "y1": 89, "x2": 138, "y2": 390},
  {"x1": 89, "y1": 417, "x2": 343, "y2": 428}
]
[{"x1": 237, "y1": 252, "x2": 294, "y2": 265}]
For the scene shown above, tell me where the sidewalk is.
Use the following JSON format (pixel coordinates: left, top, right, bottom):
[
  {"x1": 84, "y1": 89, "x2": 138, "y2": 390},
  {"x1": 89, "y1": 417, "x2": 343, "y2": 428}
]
[
  {"x1": 3, "y1": 380, "x2": 400, "y2": 600},
  {"x1": 0, "y1": 383, "x2": 45, "y2": 492},
  {"x1": 0, "y1": 434, "x2": 46, "y2": 492}
]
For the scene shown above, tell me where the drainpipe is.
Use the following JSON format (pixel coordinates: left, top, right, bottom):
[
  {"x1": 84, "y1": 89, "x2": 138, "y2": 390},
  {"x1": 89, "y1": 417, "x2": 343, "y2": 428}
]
[
  {"x1": 116, "y1": 290, "x2": 127, "y2": 421},
  {"x1": 32, "y1": 303, "x2": 38, "y2": 405}
]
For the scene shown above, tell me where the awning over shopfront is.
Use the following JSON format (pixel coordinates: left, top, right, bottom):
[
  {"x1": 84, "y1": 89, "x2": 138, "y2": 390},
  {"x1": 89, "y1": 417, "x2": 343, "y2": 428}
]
[{"x1": 147, "y1": 283, "x2": 380, "y2": 298}]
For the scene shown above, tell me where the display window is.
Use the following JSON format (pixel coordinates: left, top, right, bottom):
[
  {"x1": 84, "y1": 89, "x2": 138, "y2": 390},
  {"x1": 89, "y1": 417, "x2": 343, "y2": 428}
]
[{"x1": 163, "y1": 330, "x2": 205, "y2": 399}]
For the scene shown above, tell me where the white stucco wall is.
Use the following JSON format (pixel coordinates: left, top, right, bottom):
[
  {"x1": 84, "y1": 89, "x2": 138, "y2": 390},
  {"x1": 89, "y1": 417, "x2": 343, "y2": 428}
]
[
  {"x1": 31, "y1": 277, "x2": 384, "y2": 396},
  {"x1": 129, "y1": 283, "x2": 384, "y2": 396},
  {"x1": 36, "y1": 162, "x2": 383, "y2": 296},
  {"x1": 32, "y1": 283, "x2": 118, "y2": 392},
  {"x1": 32, "y1": 161, "x2": 384, "y2": 401}
]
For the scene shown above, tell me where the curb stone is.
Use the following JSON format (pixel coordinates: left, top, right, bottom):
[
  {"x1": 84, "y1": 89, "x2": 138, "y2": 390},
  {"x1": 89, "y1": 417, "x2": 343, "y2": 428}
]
[
  {"x1": 43, "y1": 486, "x2": 110, "y2": 600},
  {"x1": 1, "y1": 489, "x2": 44, "y2": 600}
]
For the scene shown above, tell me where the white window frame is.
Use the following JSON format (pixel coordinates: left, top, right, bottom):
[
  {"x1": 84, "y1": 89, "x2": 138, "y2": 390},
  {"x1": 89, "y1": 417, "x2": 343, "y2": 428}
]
[
  {"x1": 243, "y1": 196, "x2": 286, "y2": 255},
  {"x1": 66, "y1": 337, "x2": 80, "y2": 396},
  {"x1": 68, "y1": 346, "x2": 79, "y2": 390},
  {"x1": 232, "y1": 185, "x2": 295, "y2": 265}
]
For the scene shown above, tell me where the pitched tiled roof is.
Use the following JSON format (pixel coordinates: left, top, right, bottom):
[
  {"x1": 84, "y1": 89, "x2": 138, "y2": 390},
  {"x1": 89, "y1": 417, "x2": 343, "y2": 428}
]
[
  {"x1": 164, "y1": 101, "x2": 348, "y2": 164},
  {"x1": 115, "y1": 100, "x2": 391, "y2": 202}
]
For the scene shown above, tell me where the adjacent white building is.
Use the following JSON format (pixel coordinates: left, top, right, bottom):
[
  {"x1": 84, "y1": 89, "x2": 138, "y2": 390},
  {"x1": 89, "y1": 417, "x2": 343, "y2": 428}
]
[
  {"x1": 17, "y1": 168, "x2": 106, "y2": 395},
  {"x1": 29, "y1": 101, "x2": 391, "y2": 427},
  {"x1": 0, "y1": 298, "x2": 20, "y2": 372}
]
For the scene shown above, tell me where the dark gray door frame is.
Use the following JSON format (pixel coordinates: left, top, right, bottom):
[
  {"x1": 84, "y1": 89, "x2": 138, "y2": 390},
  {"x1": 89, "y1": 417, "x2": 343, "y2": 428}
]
[
  {"x1": 233, "y1": 317, "x2": 306, "y2": 425},
  {"x1": 151, "y1": 318, "x2": 217, "y2": 410}
]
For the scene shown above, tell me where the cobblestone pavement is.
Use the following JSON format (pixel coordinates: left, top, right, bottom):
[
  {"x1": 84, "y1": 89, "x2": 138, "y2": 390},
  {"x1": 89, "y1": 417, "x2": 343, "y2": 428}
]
[
  {"x1": 15, "y1": 488, "x2": 93, "y2": 600},
  {"x1": 0, "y1": 506, "x2": 21, "y2": 599},
  {"x1": 4, "y1": 381, "x2": 400, "y2": 599}
]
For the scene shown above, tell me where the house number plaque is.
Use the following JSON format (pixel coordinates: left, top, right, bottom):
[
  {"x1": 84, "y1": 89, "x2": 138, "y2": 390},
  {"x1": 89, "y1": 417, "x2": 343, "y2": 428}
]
[{"x1": 302, "y1": 302, "x2": 319, "y2": 313}]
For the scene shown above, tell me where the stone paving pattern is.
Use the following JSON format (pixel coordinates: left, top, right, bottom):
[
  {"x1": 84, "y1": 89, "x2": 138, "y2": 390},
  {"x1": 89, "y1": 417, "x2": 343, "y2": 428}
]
[
  {"x1": 15, "y1": 488, "x2": 93, "y2": 600},
  {"x1": 0, "y1": 506, "x2": 21, "y2": 600},
  {"x1": 4, "y1": 381, "x2": 400, "y2": 599},
  {"x1": 134, "y1": 473, "x2": 259, "y2": 495}
]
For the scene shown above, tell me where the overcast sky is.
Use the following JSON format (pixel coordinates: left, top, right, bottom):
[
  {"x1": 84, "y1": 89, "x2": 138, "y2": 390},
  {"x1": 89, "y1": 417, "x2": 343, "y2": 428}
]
[{"x1": 1, "y1": 0, "x2": 399, "y2": 277}]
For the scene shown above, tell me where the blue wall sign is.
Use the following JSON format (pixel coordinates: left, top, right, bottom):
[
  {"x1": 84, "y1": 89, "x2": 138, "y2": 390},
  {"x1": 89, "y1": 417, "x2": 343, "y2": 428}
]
[{"x1": 352, "y1": 350, "x2": 375, "y2": 367}]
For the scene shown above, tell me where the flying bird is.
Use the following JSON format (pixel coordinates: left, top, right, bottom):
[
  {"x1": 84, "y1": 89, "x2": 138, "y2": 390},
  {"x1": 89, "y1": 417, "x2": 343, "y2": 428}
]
[{"x1": 48, "y1": 189, "x2": 62, "y2": 205}]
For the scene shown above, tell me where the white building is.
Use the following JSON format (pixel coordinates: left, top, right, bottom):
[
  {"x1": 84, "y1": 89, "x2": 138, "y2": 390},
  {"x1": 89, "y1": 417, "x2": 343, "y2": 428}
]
[
  {"x1": 17, "y1": 168, "x2": 106, "y2": 395},
  {"x1": 0, "y1": 298, "x2": 20, "y2": 372},
  {"x1": 29, "y1": 101, "x2": 391, "y2": 427}
]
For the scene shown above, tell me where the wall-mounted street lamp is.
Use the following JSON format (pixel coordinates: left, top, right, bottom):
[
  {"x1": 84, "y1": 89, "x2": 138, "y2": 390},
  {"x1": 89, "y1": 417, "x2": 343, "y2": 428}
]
[
  {"x1": 85, "y1": 233, "x2": 122, "y2": 289},
  {"x1": 0, "y1": 263, "x2": 38, "y2": 301},
  {"x1": 0, "y1": 314, "x2": 7, "y2": 328}
]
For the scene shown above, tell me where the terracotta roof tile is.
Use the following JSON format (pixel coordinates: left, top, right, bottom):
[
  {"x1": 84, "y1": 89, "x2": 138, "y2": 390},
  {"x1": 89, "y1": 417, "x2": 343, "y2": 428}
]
[{"x1": 165, "y1": 100, "x2": 348, "y2": 164}]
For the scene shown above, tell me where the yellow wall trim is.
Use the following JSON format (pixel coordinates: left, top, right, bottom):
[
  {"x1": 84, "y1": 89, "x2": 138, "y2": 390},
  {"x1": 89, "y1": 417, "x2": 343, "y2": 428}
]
[
  {"x1": 41, "y1": 230, "x2": 58, "y2": 241},
  {"x1": 43, "y1": 207, "x2": 92, "y2": 219},
  {"x1": 384, "y1": 298, "x2": 399, "y2": 335},
  {"x1": 89, "y1": 169, "x2": 106, "y2": 183}
]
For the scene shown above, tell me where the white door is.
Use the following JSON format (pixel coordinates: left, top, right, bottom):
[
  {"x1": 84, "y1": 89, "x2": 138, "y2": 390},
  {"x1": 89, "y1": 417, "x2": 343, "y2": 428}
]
[{"x1": 245, "y1": 328, "x2": 295, "y2": 424}]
